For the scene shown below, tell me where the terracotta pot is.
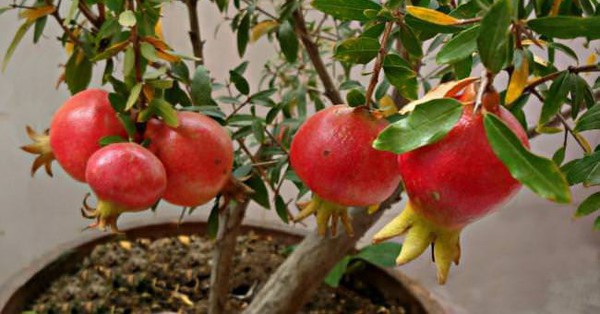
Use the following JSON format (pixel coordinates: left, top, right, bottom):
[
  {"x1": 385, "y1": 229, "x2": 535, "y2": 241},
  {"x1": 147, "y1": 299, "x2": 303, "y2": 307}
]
[{"x1": 0, "y1": 219, "x2": 446, "y2": 313}]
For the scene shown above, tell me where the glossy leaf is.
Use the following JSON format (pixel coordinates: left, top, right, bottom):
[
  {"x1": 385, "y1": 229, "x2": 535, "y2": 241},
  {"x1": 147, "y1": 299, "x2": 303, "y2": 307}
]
[
  {"x1": 436, "y1": 25, "x2": 479, "y2": 65},
  {"x1": 119, "y1": 10, "x2": 137, "y2": 27},
  {"x1": 191, "y1": 65, "x2": 213, "y2": 106},
  {"x1": 355, "y1": 242, "x2": 402, "y2": 268},
  {"x1": 311, "y1": 0, "x2": 382, "y2": 21},
  {"x1": 151, "y1": 98, "x2": 179, "y2": 127},
  {"x1": 399, "y1": 24, "x2": 423, "y2": 58},
  {"x1": 373, "y1": 98, "x2": 464, "y2": 154},
  {"x1": 324, "y1": 256, "x2": 351, "y2": 287},
  {"x1": 275, "y1": 195, "x2": 289, "y2": 223},
  {"x1": 539, "y1": 72, "x2": 572, "y2": 125},
  {"x1": 382, "y1": 54, "x2": 418, "y2": 100},
  {"x1": 230, "y1": 70, "x2": 250, "y2": 95},
  {"x1": 334, "y1": 37, "x2": 380, "y2": 64},
  {"x1": 237, "y1": 12, "x2": 250, "y2": 57},
  {"x1": 65, "y1": 52, "x2": 93, "y2": 95},
  {"x1": 575, "y1": 105, "x2": 600, "y2": 133},
  {"x1": 561, "y1": 151, "x2": 600, "y2": 186},
  {"x1": 277, "y1": 20, "x2": 299, "y2": 63},
  {"x1": 477, "y1": 0, "x2": 512, "y2": 74},
  {"x1": 484, "y1": 113, "x2": 571, "y2": 203},
  {"x1": 576, "y1": 192, "x2": 600, "y2": 217},
  {"x1": 125, "y1": 83, "x2": 143, "y2": 111},
  {"x1": 528, "y1": 16, "x2": 600, "y2": 40}
]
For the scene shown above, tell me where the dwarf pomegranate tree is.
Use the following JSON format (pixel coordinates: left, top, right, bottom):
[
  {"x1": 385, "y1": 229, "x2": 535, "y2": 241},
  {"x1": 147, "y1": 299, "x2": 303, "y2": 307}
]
[{"x1": 3, "y1": 0, "x2": 599, "y2": 313}]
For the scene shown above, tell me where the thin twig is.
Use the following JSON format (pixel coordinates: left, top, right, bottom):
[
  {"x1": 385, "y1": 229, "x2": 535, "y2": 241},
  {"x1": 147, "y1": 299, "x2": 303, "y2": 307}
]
[
  {"x1": 454, "y1": 17, "x2": 482, "y2": 25},
  {"x1": 292, "y1": 9, "x2": 344, "y2": 105},
  {"x1": 527, "y1": 108, "x2": 572, "y2": 139},
  {"x1": 43, "y1": 0, "x2": 83, "y2": 46},
  {"x1": 364, "y1": 22, "x2": 394, "y2": 109},
  {"x1": 525, "y1": 64, "x2": 600, "y2": 92},
  {"x1": 78, "y1": 1, "x2": 102, "y2": 29}
]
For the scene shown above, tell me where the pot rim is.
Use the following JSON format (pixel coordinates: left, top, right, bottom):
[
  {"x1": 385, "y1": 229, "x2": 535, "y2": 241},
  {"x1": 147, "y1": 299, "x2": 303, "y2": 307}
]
[{"x1": 0, "y1": 217, "x2": 446, "y2": 313}]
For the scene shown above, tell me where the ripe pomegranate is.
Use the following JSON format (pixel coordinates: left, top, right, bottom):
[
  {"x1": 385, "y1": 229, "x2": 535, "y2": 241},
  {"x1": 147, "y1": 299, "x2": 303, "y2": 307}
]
[
  {"x1": 290, "y1": 105, "x2": 401, "y2": 236},
  {"x1": 21, "y1": 89, "x2": 127, "y2": 182},
  {"x1": 82, "y1": 143, "x2": 167, "y2": 232},
  {"x1": 144, "y1": 111, "x2": 234, "y2": 207},
  {"x1": 373, "y1": 84, "x2": 529, "y2": 284}
]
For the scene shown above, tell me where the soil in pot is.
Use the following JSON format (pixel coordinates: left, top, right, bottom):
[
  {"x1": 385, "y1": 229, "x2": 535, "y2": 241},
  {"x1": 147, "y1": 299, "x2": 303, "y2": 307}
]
[{"x1": 28, "y1": 231, "x2": 406, "y2": 313}]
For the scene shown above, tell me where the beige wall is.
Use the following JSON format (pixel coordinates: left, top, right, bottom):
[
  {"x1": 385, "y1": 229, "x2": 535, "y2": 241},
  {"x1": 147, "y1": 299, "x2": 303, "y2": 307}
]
[{"x1": 1, "y1": 2, "x2": 599, "y2": 313}]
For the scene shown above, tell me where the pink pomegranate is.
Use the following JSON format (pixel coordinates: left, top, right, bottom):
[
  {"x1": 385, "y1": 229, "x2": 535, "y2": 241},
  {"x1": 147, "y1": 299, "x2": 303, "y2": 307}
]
[
  {"x1": 290, "y1": 105, "x2": 401, "y2": 236},
  {"x1": 144, "y1": 111, "x2": 234, "y2": 207},
  {"x1": 373, "y1": 86, "x2": 529, "y2": 284},
  {"x1": 82, "y1": 143, "x2": 167, "y2": 232},
  {"x1": 21, "y1": 89, "x2": 127, "y2": 181}
]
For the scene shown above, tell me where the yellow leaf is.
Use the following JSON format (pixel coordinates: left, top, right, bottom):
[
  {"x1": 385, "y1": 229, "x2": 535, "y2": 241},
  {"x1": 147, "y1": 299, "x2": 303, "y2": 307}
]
[
  {"x1": 400, "y1": 77, "x2": 479, "y2": 114},
  {"x1": 155, "y1": 6, "x2": 164, "y2": 41},
  {"x1": 521, "y1": 39, "x2": 547, "y2": 47},
  {"x1": 367, "y1": 204, "x2": 380, "y2": 214},
  {"x1": 406, "y1": 6, "x2": 460, "y2": 26},
  {"x1": 143, "y1": 36, "x2": 170, "y2": 50},
  {"x1": 533, "y1": 54, "x2": 549, "y2": 67},
  {"x1": 505, "y1": 55, "x2": 529, "y2": 105},
  {"x1": 378, "y1": 95, "x2": 398, "y2": 117},
  {"x1": 19, "y1": 5, "x2": 56, "y2": 23},
  {"x1": 574, "y1": 132, "x2": 592, "y2": 154},
  {"x1": 535, "y1": 124, "x2": 562, "y2": 134},
  {"x1": 65, "y1": 28, "x2": 80, "y2": 56},
  {"x1": 251, "y1": 20, "x2": 279, "y2": 42},
  {"x1": 156, "y1": 50, "x2": 181, "y2": 63}
]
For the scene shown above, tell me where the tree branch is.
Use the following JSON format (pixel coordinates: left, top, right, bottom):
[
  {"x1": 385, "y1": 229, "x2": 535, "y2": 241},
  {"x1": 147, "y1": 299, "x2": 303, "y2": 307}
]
[
  {"x1": 78, "y1": 1, "x2": 102, "y2": 29},
  {"x1": 524, "y1": 64, "x2": 600, "y2": 92},
  {"x1": 292, "y1": 9, "x2": 343, "y2": 105},
  {"x1": 184, "y1": 0, "x2": 204, "y2": 67},
  {"x1": 243, "y1": 188, "x2": 403, "y2": 314},
  {"x1": 364, "y1": 22, "x2": 394, "y2": 108}
]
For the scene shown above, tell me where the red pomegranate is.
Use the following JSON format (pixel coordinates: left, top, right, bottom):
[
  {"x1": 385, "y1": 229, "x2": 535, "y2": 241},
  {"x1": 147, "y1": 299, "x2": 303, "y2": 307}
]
[
  {"x1": 290, "y1": 105, "x2": 401, "y2": 236},
  {"x1": 373, "y1": 84, "x2": 529, "y2": 284},
  {"x1": 144, "y1": 111, "x2": 234, "y2": 207},
  {"x1": 82, "y1": 143, "x2": 167, "y2": 232},
  {"x1": 21, "y1": 89, "x2": 127, "y2": 182}
]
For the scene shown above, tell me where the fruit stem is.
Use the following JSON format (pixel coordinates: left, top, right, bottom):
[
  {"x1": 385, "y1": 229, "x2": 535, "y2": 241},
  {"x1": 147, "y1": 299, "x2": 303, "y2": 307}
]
[{"x1": 81, "y1": 193, "x2": 129, "y2": 233}]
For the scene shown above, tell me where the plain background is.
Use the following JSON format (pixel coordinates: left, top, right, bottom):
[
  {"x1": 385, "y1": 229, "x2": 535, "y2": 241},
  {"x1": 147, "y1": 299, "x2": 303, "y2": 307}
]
[{"x1": 0, "y1": 2, "x2": 599, "y2": 313}]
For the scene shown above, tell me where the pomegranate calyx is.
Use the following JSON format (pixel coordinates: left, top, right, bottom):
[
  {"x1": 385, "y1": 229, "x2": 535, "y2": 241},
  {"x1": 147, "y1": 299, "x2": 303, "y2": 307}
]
[
  {"x1": 293, "y1": 194, "x2": 355, "y2": 237},
  {"x1": 81, "y1": 193, "x2": 129, "y2": 233},
  {"x1": 20, "y1": 126, "x2": 55, "y2": 177},
  {"x1": 373, "y1": 201, "x2": 462, "y2": 285}
]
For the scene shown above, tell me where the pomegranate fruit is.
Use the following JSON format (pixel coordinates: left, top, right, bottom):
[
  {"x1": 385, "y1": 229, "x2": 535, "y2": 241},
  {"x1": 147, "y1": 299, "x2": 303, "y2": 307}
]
[
  {"x1": 82, "y1": 143, "x2": 167, "y2": 232},
  {"x1": 290, "y1": 105, "x2": 401, "y2": 236},
  {"x1": 21, "y1": 89, "x2": 127, "y2": 182},
  {"x1": 144, "y1": 111, "x2": 234, "y2": 207},
  {"x1": 373, "y1": 83, "x2": 529, "y2": 284}
]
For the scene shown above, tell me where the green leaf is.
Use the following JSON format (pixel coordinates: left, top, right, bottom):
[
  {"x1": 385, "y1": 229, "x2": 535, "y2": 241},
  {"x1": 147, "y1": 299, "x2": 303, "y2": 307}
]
[
  {"x1": 539, "y1": 72, "x2": 572, "y2": 126},
  {"x1": 277, "y1": 20, "x2": 299, "y2": 63},
  {"x1": 151, "y1": 98, "x2": 179, "y2": 127},
  {"x1": 373, "y1": 98, "x2": 464, "y2": 154},
  {"x1": 399, "y1": 24, "x2": 423, "y2": 58},
  {"x1": 191, "y1": 65, "x2": 213, "y2": 106},
  {"x1": 2, "y1": 21, "x2": 34, "y2": 72},
  {"x1": 477, "y1": 0, "x2": 512, "y2": 73},
  {"x1": 311, "y1": 0, "x2": 382, "y2": 21},
  {"x1": 437, "y1": 25, "x2": 479, "y2": 65},
  {"x1": 237, "y1": 12, "x2": 250, "y2": 57},
  {"x1": 117, "y1": 113, "x2": 137, "y2": 138},
  {"x1": 355, "y1": 242, "x2": 402, "y2": 268},
  {"x1": 334, "y1": 37, "x2": 380, "y2": 64},
  {"x1": 347, "y1": 89, "x2": 366, "y2": 107},
  {"x1": 125, "y1": 83, "x2": 143, "y2": 111},
  {"x1": 324, "y1": 256, "x2": 351, "y2": 288},
  {"x1": 484, "y1": 113, "x2": 571, "y2": 203},
  {"x1": 33, "y1": 16, "x2": 47, "y2": 44},
  {"x1": 65, "y1": 52, "x2": 93, "y2": 95},
  {"x1": 528, "y1": 16, "x2": 600, "y2": 40},
  {"x1": 552, "y1": 147, "x2": 566, "y2": 166},
  {"x1": 0, "y1": 7, "x2": 13, "y2": 16},
  {"x1": 119, "y1": 10, "x2": 137, "y2": 27},
  {"x1": 561, "y1": 151, "x2": 600, "y2": 187},
  {"x1": 140, "y1": 42, "x2": 159, "y2": 62},
  {"x1": 230, "y1": 70, "x2": 250, "y2": 95},
  {"x1": 382, "y1": 54, "x2": 418, "y2": 100},
  {"x1": 575, "y1": 105, "x2": 600, "y2": 133},
  {"x1": 275, "y1": 195, "x2": 289, "y2": 223},
  {"x1": 246, "y1": 175, "x2": 270, "y2": 209},
  {"x1": 576, "y1": 192, "x2": 600, "y2": 217},
  {"x1": 99, "y1": 135, "x2": 127, "y2": 147}
]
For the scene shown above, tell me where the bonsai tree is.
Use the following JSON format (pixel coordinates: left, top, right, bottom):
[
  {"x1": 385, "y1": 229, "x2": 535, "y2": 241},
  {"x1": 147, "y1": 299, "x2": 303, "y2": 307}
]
[{"x1": 4, "y1": 0, "x2": 599, "y2": 312}]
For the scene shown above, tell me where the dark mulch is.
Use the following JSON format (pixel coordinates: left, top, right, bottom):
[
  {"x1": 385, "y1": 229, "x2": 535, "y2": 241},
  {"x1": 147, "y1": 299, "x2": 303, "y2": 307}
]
[{"x1": 29, "y1": 232, "x2": 406, "y2": 313}]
